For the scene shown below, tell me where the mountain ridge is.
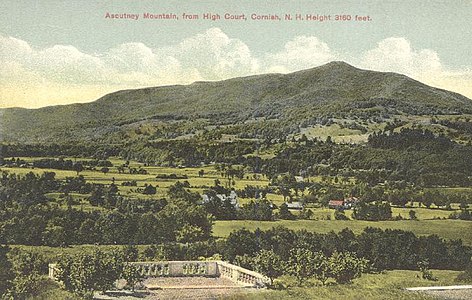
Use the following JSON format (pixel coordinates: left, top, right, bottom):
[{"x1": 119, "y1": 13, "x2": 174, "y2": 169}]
[{"x1": 2, "y1": 61, "x2": 472, "y2": 143}]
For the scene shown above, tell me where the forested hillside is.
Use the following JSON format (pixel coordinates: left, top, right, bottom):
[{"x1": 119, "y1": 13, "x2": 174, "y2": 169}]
[{"x1": 2, "y1": 61, "x2": 472, "y2": 143}]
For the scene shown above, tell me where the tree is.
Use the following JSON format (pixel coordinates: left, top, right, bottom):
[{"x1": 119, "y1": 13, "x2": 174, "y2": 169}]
[
  {"x1": 108, "y1": 183, "x2": 119, "y2": 194},
  {"x1": 352, "y1": 202, "x2": 392, "y2": 221},
  {"x1": 78, "y1": 218, "x2": 98, "y2": 244},
  {"x1": 56, "y1": 250, "x2": 124, "y2": 299},
  {"x1": 460, "y1": 201, "x2": 469, "y2": 211},
  {"x1": 100, "y1": 167, "x2": 110, "y2": 175},
  {"x1": 176, "y1": 224, "x2": 205, "y2": 244},
  {"x1": 238, "y1": 199, "x2": 273, "y2": 221},
  {"x1": 167, "y1": 181, "x2": 200, "y2": 204},
  {"x1": 328, "y1": 251, "x2": 367, "y2": 284},
  {"x1": 409, "y1": 210, "x2": 418, "y2": 220},
  {"x1": 6, "y1": 250, "x2": 45, "y2": 299},
  {"x1": 417, "y1": 260, "x2": 437, "y2": 281},
  {"x1": 142, "y1": 184, "x2": 157, "y2": 195},
  {"x1": 203, "y1": 190, "x2": 236, "y2": 220},
  {"x1": 334, "y1": 209, "x2": 349, "y2": 220},
  {"x1": 122, "y1": 264, "x2": 144, "y2": 292},
  {"x1": 253, "y1": 250, "x2": 284, "y2": 286},
  {"x1": 73, "y1": 162, "x2": 84, "y2": 176},
  {"x1": 286, "y1": 248, "x2": 317, "y2": 285},
  {"x1": 455, "y1": 261, "x2": 472, "y2": 282},
  {"x1": 0, "y1": 246, "x2": 13, "y2": 297},
  {"x1": 89, "y1": 185, "x2": 105, "y2": 206},
  {"x1": 224, "y1": 229, "x2": 260, "y2": 261},
  {"x1": 122, "y1": 245, "x2": 139, "y2": 262},
  {"x1": 312, "y1": 251, "x2": 330, "y2": 285},
  {"x1": 278, "y1": 203, "x2": 295, "y2": 220}
]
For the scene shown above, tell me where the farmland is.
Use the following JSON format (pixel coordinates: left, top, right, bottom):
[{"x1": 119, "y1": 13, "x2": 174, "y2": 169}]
[
  {"x1": 214, "y1": 219, "x2": 472, "y2": 246},
  {"x1": 2, "y1": 105, "x2": 472, "y2": 299}
]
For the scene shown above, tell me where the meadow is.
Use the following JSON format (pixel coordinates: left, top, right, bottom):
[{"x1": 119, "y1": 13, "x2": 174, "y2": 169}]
[
  {"x1": 229, "y1": 269, "x2": 466, "y2": 300},
  {"x1": 3, "y1": 156, "x2": 470, "y2": 246},
  {"x1": 25, "y1": 269, "x2": 469, "y2": 300},
  {"x1": 214, "y1": 219, "x2": 472, "y2": 245}
]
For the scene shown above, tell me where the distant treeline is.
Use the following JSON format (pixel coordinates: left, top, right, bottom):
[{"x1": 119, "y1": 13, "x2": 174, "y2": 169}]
[
  {"x1": 0, "y1": 143, "x2": 120, "y2": 159},
  {"x1": 223, "y1": 227, "x2": 471, "y2": 271}
]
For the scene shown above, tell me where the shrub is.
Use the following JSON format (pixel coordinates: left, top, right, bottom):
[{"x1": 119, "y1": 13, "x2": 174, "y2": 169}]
[
  {"x1": 455, "y1": 261, "x2": 472, "y2": 282},
  {"x1": 334, "y1": 210, "x2": 349, "y2": 220},
  {"x1": 417, "y1": 260, "x2": 438, "y2": 281}
]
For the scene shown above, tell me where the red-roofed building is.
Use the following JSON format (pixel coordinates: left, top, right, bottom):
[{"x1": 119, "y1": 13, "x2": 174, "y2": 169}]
[
  {"x1": 328, "y1": 200, "x2": 345, "y2": 209},
  {"x1": 328, "y1": 197, "x2": 359, "y2": 210}
]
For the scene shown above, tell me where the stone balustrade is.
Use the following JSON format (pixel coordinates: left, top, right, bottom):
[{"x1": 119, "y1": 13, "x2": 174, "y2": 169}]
[
  {"x1": 48, "y1": 260, "x2": 269, "y2": 288},
  {"x1": 131, "y1": 261, "x2": 218, "y2": 277},
  {"x1": 216, "y1": 260, "x2": 269, "y2": 287}
]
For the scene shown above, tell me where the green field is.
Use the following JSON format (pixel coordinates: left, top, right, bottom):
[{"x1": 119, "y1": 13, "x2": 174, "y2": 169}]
[
  {"x1": 214, "y1": 219, "x2": 472, "y2": 245},
  {"x1": 298, "y1": 124, "x2": 370, "y2": 144},
  {"x1": 28, "y1": 269, "x2": 470, "y2": 300},
  {"x1": 230, "y1": 269, "x2": 466, "y2": 300},
  {"x1": 2, "y1": 158, "x2": 271, "y2": 201},
  {"x1": 3, "y1": 157, "x2": 471, "y2": 245}
]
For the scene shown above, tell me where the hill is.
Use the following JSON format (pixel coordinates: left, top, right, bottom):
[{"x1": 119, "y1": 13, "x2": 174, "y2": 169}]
[{"x1": 2, "y1": 61, "x2": 472, "y2": 143}]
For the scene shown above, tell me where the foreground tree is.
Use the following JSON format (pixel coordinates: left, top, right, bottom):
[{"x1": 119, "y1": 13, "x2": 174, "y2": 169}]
[
  {"x1": 4, "y1": 250, "x2": 44, "y2": 299},
  {"x1": 56, "y1": 250, "x2": 124, "y2": 299},
  {"x1": 122, "y1": 264, "x2": 144, "y2": 292},
  {"x1": 0, "y1": 246, "x2": 13, "y2": 297},
  {"x1": 286, "y1": 248, "x2": 317, "y2": 285},
  {"x1": 253, "y1": 250, "x2": 284, "y2": 286},
  {"x1": 328, "y1": 251, "x2": 367, "y2": 284},
  {"x1": 312, "y1": 251, "x2": 330, "y2": 285}
]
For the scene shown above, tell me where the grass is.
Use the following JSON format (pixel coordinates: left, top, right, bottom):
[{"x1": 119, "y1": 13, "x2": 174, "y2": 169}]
[
  {"x1": 213, "y1": 219, "x2": 472, "y2": 245},
  {"x1": 3, "y1": 156, "x2": 471, "y2": 245},
  {"x1": 0, "y1": 161, "x2": 270, "y2": 202},
  {"x1": 28, "y1": 277, "x2": 81, "y2": 300},
  {"x1": 32, "y1": 269, "x2": 469, "y2": 300},
  {"x1": 391, "y1": 206, "x2": 456, "y2": 220},
  {"x1": 298, "y1": 124, "x2": 369, "y2": 144},
  {"x1": 228, "y1": 269, "x2": 466, "y2": 300}
]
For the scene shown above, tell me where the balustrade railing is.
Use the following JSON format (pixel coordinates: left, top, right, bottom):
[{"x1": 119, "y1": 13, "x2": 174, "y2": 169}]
[{"x1": 49, "y1": 260, "x2": 269, "y2": 288}]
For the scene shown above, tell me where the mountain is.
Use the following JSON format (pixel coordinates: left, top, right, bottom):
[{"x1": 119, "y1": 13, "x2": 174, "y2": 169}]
[{"x1": 2, "y1": 61, "x2": 472, "y2": 143}]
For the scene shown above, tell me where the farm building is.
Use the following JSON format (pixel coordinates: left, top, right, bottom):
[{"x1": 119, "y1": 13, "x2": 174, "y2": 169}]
[
  {"x1": 202, "y1": 190, "x2": 239, "y2": 208},
  {"x1": 328, "y1": 197, "x2": 359, "y2": 210},
  {"x1": 285, "y1": 201, "x2": 304, "y2": 210}
]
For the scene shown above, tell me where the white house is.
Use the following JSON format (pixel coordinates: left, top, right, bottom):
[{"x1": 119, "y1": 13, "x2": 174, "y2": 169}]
[
  {"x1": 285, "y1": 201, "x2": 304, "y2": 210},
  {"x1": 202, "y1": 190, "x2": 239, "y2": 208}
]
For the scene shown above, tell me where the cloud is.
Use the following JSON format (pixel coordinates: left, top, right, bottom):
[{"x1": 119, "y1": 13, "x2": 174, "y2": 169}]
[
  {"x1": 262, "y1": 36, "x2": 336, "y2": 73},
  {"x1": 358, "y1": 37, "x2": 472, "y2": 98},
  {"x1": 170, "y1": 27, "x2": 259, "y2": 80},
  {"x1": 0, "y1": 35, "x2": 33, "y2": 62},
  {"x1": 360, "y1": 37, "x2": 442, "y2": 76},
  {"x1": 0, "y1": 31, "x2": 470, "y2": 108}
]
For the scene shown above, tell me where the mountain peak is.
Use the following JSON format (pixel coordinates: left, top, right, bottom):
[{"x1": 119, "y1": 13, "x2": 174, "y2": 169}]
[
  {"x1": 323, "y1": 61, "x2": 356, "y2": 68},
  {"x1": 296, "y1": 61, "x2": 360, "y2": 76}
]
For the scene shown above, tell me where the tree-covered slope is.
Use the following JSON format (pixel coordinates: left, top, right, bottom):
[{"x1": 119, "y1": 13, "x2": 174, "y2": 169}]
[{"x1": 2, "y1": 61, "x2": 472, "y2": 143}]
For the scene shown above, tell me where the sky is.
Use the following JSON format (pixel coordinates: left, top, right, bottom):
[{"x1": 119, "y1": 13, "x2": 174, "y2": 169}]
[{"x1": 1, "y1": 0, "x2": 471, "y2": 108}]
